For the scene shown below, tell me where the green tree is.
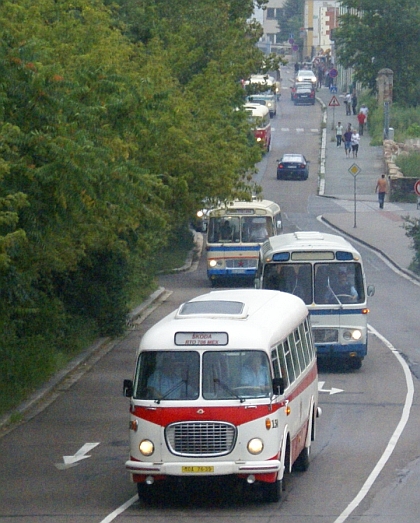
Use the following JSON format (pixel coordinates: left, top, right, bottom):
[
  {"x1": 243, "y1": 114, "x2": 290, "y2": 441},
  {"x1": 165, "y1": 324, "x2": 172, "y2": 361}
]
[
  {"x1": 277, "y1": 0, "x2": 305, "y2": 57},
  {"x1": 334, "y1": 0, "x2": 420, "y2": 105}
]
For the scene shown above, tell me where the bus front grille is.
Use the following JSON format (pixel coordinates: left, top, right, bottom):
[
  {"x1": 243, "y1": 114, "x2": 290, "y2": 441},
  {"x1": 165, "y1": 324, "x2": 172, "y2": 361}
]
[
  {"x1": 313, "y1": 328, "x2": 338, "y2": 343},
  {"x1": 165, "y1": 421, "x2": 237, "y2": 457},
  {"x1": 226, "y1": 259, "x2": 257, "y2": 269}
]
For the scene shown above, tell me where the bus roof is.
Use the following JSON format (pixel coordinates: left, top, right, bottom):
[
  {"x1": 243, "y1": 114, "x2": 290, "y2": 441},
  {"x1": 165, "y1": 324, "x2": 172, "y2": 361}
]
[
  {"x1": 262, "y1": 231, "x2": 361, "y2": 257},
  {"x1": 244, "y1": 102, "x2": 269, "y2": 118},
  {"x1": 139, "y1": 289, "x2": 307, "y2": 353},
  {"x1": 208, "y1": 199, "x2": 280, "y2": 217}
]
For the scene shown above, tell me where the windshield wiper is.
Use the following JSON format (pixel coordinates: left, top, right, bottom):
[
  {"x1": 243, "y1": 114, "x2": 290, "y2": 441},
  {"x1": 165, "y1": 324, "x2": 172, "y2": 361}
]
[
  {"x1": 327, "y1": 277, "x2": 343, "y2": 307},
  {"x1": 154, "y1": 379, "x2": 185, "y2": 404},
  {"x1": 214, "y1": 378, "x2": 245, "y2": 403}
]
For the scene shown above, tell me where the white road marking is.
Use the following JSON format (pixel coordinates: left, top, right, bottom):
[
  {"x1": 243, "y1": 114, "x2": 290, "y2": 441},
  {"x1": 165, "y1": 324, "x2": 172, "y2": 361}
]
[
  {"x1": 55, "y1": 442, "x2": 100, "y2": 470},
  {"x1": 318, "y1": 380, "x2": 343, "y2": 395},
  {"x1": 332, "y1": 325, "x2": 414, "y2": 523},
  {"x1": 99, "y1": 495, "x2": 138, "y2": 523}
]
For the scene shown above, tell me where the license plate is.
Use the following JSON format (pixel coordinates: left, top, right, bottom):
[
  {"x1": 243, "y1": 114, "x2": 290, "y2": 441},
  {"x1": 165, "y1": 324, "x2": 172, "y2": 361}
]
[
  {"x1": 288, "y1": 164, "x2": 297, "y2": 168},
  {"x1": 182, "y1": 466, "x2": 214, "y2": 473}
]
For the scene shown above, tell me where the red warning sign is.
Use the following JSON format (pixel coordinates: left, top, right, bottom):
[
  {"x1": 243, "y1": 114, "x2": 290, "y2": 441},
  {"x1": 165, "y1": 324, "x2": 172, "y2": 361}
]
[{"x1": 329, "y1": 96, "x2": 340, "y2": 107}]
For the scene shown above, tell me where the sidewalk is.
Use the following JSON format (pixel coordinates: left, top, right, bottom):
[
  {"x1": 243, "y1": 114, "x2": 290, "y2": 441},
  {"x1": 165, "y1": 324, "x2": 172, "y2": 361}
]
[{"x1": 316, "y1": 86, "x2": 420, "y2": 279}]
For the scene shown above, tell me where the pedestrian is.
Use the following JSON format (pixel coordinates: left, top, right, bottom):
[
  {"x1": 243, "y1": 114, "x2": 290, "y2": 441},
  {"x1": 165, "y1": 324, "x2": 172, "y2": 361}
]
[
  {"x1": 344, "y1": 93, "x2": 351, "y2": 115},
  {"x1": 336, "y1": 121, "x2": 344, "y2": 147},
  {"x1": 343, "y1": 126, "x2": 353, "y2": 157},
  {"x1": 351, "y1": 92, "x2": 358, "y2": 115},
  {"x1": 359, "y1": 104, "x2": 369, "y2": 129},
  {"x1": 351, "y1": 129, "x2": 360, "y2": 158},
  {"x1": 375, "y1": 174, "x2": 388, "y2": 209},
  {"x1": 357, "y1": 111, "x2": 366, "y2": 135}
]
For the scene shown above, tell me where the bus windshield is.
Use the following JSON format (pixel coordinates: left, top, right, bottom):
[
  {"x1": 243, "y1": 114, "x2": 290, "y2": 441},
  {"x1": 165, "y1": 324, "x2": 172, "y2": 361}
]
[
  {"x1": 133, "y1": 350, "x2": 272, "y2": 401},
  {"x1": 208, "y1": 216, "x2": 273, "y2": 244},
  {"x1": 262, "y1": 262, "x2": 365, "y2": 305}
]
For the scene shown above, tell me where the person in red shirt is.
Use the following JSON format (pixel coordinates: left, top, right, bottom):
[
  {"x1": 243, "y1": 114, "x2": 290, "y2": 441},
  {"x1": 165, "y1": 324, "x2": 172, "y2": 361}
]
[{"x1": 357, "y1": 111, "x2": 366, "y2": 135}]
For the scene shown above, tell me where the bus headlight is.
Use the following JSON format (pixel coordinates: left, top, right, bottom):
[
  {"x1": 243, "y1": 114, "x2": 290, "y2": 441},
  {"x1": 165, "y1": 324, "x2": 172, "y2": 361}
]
[
  {"x1": 139, "y1": 439, "x2": 154, "y2": 456},
  {"x1": 343, "y1": 329, "x2": 362, "y2": 341},
  {"x1": 209, "y1": 259, "x2": 218, "y2": 268},
  {"x1": 247, "y1": 438, "x2": 264, "y2": 455}
]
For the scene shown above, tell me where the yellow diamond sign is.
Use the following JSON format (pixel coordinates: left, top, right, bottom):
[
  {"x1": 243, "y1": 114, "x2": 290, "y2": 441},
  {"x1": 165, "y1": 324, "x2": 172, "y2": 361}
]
[{"x1": 348, "y1": 163, "x2": 361, "y2": 176}]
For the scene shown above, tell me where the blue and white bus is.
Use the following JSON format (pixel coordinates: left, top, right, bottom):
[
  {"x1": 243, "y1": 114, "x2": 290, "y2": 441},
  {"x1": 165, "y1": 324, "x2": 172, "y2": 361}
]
[
  {"x1": 255, "y1": 232, "x2": 375, "y2": 369},
  {"x1": 206, "y1": 200, "x2": 282, "y2": 285}
]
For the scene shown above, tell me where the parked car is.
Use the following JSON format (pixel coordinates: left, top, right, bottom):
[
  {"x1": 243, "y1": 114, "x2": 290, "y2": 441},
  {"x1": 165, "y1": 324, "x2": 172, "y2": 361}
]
[
  {"x1": 276, "y1": 154, "x2": 309, "y2": 180},
  {"x1": 296, "y1": 69, "x2": 317, "y2": 85},
  {"x1": 292, "y1": 84, "x2": 315, "y2": 105}
]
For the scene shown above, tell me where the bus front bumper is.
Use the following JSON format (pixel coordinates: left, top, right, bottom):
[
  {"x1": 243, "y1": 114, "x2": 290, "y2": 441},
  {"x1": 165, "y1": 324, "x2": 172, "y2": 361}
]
[{"x1": 126, "y1": 459, "x2": 281, "y2": 477}]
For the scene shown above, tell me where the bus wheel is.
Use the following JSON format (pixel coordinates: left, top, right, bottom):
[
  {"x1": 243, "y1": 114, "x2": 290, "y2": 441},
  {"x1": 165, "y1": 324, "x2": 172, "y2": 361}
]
[
  {"x1": 293, "y1": 445, "x2": 310, "y2": 472},
  {"x1": 263, "y1": 479, "x2": 282, "y2": 503}
]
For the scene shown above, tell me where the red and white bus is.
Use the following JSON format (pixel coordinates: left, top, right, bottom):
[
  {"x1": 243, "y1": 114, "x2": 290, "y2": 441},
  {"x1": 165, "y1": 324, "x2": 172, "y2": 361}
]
[
  {"x1": 123, "y1": 289, "x2": 321, "y2": 502},
  {"x1": 244, "y1": 102, "x2": 271, "y2": 152}
]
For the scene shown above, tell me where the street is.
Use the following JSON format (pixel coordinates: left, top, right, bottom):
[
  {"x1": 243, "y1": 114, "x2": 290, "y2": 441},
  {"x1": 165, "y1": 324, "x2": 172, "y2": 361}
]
[{"x1": 1, "y1": 65, "x2": 420, "y2": 523}]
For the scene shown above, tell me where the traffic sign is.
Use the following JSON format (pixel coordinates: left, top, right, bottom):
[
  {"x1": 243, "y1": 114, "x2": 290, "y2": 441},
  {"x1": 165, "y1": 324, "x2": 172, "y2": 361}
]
[
  {"x1": 329, "y1": 68, "x2": 338, "y2": 78},
  {"x1": 329, "y1": 95, "x2": 340, "y2": 107},
  {"x1": 348, "y1": 163, "x2": 361, "y2": 177},
  {"x1": 414, "y1": 180, "x2": 420, "y2": 196}
]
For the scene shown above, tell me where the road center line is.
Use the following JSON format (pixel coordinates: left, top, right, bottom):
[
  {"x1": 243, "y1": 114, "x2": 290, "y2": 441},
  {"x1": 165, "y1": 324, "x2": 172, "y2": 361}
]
[{"x1": 333, "y1": 324, "x2": 414, "y2": 523}]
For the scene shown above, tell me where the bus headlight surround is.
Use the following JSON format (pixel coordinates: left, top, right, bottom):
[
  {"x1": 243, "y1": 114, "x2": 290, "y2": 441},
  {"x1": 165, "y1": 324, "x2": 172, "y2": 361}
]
[
  {"x1": 247, "y1": 438, "x2": 264, "y2": 455},
  {"x1": 139, "y1": 439, "x2": 154, "y2": 456},
  {"x1": 343, "y1": 329, "x2": 362, "y2": 341},
  {"x1": 209, "y1": 259, "x2": 223, "y2": 268}
]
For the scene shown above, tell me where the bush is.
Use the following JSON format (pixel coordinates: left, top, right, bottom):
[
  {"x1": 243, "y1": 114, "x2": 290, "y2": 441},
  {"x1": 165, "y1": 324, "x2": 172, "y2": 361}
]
[
  {"x1": 395, "y1": 152, "x2": 420, "y2": 178},
  {"x1": 404, "y1": 218, "x2": 420, "y2": 274}
]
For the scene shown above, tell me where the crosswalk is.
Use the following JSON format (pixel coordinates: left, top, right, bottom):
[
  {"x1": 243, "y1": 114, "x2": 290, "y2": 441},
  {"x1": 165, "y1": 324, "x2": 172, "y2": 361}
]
[{"x1": 273, "y1": 127, "x2": 319, "y2": 133}]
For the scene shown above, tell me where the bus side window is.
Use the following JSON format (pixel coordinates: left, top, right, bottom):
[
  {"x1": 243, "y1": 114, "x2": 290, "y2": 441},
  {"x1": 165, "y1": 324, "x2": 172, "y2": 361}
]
[
  {"x1": 276, "y1": 343, "x2": 289, "y2": 388},
  {"x1": 271, "y1": 348, "x2": 281, "y2": 379},
  {"x1": 299, "y1": 323, "x2": 311, "y2": 366},
  {"x1": 303, "y1": 318, "x2": 315, "y2": 359},
  {"x1": 294, "y1": 328, "x2": 306, "y2": 370},
  {"x1": 288, "y1": 332, "x2": 301, "y2": 379},
  {"x1": 283, "y1": 339, "x2": 295, "y2": 384}
]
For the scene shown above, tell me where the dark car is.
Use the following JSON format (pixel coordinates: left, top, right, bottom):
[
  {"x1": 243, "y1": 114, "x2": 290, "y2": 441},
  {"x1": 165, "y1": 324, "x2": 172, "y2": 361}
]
[
  {"x1": 292, "y1": 84, "x2": 315, "y2": 105},
  {"x1": 290, "y1": 81, "x2": 315, "y2": 100},
  {"x1": 277, "y1": 154, "x2": 309, "y2": 180}
]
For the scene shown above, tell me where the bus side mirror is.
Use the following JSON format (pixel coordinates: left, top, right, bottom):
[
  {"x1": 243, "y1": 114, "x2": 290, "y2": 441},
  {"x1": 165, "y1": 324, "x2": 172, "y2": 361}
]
[
  {"x1": 272, "y1": 377, "x2": 284, "y2": 395},
  {"x1": 367, "y1": 284, "x2": 375, "y2": 297},
  {"x1": 123, "y1": 379, "x2": 133, "y2": 397}
]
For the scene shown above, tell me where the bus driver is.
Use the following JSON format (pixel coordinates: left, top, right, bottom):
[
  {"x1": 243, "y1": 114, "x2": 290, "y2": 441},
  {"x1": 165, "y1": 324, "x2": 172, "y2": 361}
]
[{"x1": 240, "y1": 353, "x2": 271, "y2": 389}]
